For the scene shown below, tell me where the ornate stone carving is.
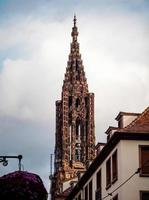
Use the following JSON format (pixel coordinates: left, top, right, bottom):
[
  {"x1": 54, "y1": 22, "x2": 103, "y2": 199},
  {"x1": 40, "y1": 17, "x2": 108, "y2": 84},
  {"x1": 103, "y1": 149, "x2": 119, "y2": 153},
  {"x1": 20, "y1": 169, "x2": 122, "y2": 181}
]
[{"x1": 51, "y1": 16, "x2": 95, "y2": 200}]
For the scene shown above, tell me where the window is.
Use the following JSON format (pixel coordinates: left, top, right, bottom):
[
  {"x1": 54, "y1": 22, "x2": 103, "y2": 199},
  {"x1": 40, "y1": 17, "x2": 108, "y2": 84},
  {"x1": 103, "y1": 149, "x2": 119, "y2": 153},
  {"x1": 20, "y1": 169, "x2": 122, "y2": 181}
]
[
  {"x1": 78, "y1": 194, "x2": 81, "y2": 200},
  {"x1": 69, "y1": 125, "x2": 72, "y2": 161},
  {"x1": 69, "y1": 96, "x2": 72, "y2": 107},
  {"x1": 96, "y1": 169, "x2": 101, "y2": 200},
  {"x1": 76, "y1": 98, "x2": 80, "y2": 108},
  {"x1": 76, "y1": 122, "x2": 81, "y2": 141},
  {"x1": 140, "y1": 191, "x2": 149, "y2": 200},
  {"x1": 89, "y1": 180, "x2": 93, "y2": 200},
  {"x1": 112, "y1": 150, "x2": 118, "y2": 183},
  {"x1": 106, "y1": 158, "x2": 111, "y2": 189},
  {"x1": 85, "y1": 97, "x2": 88, "y2": 106},
  {"x1": 139, "y1": 145, "x2": 149, "y2": 176},
  {"x1": 113, "y1": 194, "x2": 118, "y2": 200},
  {"x1": 76, "y1": 74, "x2": 80, "y2": 81},
  {"x1": 96, "y1": 169, "x2": 101, "y2": 189},
  {"x1": 85, "y1": 185, "x2": 88, "y2": 200}
]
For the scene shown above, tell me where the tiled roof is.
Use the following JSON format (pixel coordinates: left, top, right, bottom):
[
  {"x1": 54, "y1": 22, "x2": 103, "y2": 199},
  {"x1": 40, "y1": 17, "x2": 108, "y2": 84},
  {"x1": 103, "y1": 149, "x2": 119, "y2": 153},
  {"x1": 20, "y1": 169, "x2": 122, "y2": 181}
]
[{"x1": 121, "y1": 107, "x2": 149, "y2": 133}]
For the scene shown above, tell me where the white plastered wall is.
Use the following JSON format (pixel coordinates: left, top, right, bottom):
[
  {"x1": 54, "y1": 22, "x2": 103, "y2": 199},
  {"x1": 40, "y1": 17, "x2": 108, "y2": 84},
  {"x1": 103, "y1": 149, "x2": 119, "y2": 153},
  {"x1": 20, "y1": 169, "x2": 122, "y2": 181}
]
[{"x1": 74, "y1": 140, "x2": 149, "y2": 200}]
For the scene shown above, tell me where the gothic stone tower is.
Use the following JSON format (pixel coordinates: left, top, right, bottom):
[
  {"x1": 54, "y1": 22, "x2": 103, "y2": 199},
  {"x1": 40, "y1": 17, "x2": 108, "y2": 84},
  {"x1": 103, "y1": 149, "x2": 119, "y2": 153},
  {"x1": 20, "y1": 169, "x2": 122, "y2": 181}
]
[{"x1": 51, "y1": 16, "x2": 95, "y2": 200}]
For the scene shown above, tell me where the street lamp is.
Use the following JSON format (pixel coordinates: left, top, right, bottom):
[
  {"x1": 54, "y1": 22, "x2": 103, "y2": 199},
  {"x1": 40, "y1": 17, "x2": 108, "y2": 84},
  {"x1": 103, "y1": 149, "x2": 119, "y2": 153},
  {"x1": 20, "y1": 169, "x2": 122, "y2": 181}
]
[{"x1": 0, "y1": 155, "x2": 23, "y2": 171}]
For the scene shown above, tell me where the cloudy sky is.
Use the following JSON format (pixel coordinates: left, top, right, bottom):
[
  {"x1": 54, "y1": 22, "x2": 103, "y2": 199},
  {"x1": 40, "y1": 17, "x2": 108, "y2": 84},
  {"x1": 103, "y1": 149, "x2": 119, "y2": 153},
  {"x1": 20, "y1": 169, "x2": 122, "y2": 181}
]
[{"x1": 0, "y1": 0, "x2": 149, "y2": 195}]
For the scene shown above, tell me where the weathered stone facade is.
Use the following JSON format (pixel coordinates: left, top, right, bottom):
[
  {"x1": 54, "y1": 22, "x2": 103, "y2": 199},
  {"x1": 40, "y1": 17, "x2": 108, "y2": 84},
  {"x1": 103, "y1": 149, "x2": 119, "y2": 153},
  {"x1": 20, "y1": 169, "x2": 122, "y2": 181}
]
[{"x1": 50, "y1": 16, "x2": 95, "y2": 200}]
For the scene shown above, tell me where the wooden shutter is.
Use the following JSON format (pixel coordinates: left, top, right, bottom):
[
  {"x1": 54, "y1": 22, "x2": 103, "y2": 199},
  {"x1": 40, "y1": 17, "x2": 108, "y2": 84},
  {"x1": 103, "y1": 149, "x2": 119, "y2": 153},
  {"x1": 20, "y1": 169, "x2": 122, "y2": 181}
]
[
  {"x1": 112, "y1": 150, "x2": 118, "y2": 183},
  {"x1": 96, "y1": 169, "x2": 101, "y2": 200},
  {"x1": 106, "y1": 158, "x2": 111, "y2": 189},
  {"x1": 113, "y1": 194, "x2": 118, "y2": 200},
  {"x1": 85, "y1": 185, "x2": 88, "y2": 200},
  {"x1": 140, "y1": 191, "x2": 149, "y2": 200},
  {"x1": 89, "y1": 180, "x2": 93, "y2": 200},
  {"x1": 140, "y1": 146, "x2": 149, "y2": 176}
]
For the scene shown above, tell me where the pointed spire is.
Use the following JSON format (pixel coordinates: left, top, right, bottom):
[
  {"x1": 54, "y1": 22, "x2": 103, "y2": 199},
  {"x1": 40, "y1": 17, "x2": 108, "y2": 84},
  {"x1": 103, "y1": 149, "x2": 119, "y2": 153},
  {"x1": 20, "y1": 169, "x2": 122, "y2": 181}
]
[
  {"x1": 63, "y1": 15, "x2": 88, "y2": 86},
  {"x1": 73, "y1": 14, "x2": 77, "y2": 27},
  {"x1": 71, "y1": 14, "x2": 78, "y2": 42}
]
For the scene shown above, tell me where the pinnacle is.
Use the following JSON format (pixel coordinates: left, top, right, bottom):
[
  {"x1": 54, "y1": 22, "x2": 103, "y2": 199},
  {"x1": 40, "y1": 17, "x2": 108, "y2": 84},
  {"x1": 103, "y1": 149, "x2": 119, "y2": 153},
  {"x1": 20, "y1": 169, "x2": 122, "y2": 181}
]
[
  {"x1": 71, "y1": 15, "x2": 78, "y2": 41},
  {"x1": 73, "y1": 14, "x2": 77, "y2": 27}
]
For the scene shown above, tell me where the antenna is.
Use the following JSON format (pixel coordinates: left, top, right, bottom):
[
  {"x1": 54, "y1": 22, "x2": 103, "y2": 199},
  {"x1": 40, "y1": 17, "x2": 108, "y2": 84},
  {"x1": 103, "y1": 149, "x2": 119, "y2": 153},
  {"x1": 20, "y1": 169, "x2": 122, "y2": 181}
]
[{"x1": 49, "y1": 154, "x2": 53, "y2": 180}]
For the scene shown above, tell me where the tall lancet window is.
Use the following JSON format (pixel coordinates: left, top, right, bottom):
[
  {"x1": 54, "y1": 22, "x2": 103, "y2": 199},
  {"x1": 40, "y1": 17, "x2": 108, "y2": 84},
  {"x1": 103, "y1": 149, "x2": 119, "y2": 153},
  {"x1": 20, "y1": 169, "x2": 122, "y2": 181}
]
[
  {"x1": 69, "y1": 125, "x2": 72, "y2": 161},
  {"x1": 69, "y1": 96, "x2": 72, "y2": 108},
  {"x1": 76, "y1": 118, "x2": 81, "y2": 161},
  {"x1": 76, "y1": 98, "x2": 80, "y2": 108},
  {"x1": 76, "y1": 118, "x2": 81, "y2": 141}
]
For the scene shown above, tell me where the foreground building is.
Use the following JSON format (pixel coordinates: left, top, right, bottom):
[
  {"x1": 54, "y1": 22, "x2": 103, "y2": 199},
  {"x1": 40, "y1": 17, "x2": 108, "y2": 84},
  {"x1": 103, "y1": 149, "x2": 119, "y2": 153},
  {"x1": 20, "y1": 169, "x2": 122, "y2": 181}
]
[
  {"x1": 50, "y1": 16, "x2": 95, "y2": 200},
  {"x1": 66, "y1": 107, "x2": 149, "y2": 200}
]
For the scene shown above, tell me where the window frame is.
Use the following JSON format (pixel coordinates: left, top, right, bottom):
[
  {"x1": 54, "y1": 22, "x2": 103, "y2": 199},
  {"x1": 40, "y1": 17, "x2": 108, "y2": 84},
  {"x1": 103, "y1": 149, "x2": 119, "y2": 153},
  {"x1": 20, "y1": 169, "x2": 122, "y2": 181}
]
[
  {"x1": 140, "y1": 191, "x2": 149, "y2": 200},
  {"x1": 77, "y1": 193, "x2": 81, "y2": 200},
  {"x1": 96, "y1": 169, "x2": 101, "y2": 189},
  {"x1": 85, "y1": 184, "x2": 88, "y2": 200},
  {"x1": 112, "y1": 150, "x2": 118, "y2": 184},
  {"x1": 139, "y1": 145, "x2": 149, "y2": 177},
  {"x1": 96, "y1": 169, "x2": 102, "y2": 200},
  {"x1": 113, "y1": 194, "x2": 118, "y2": 200},
  {"x1": 89, "y1": 180, "x2": 93, "y2": 200},
  {"x1": 106, "y1": 158, "x2": 111, "y2": 189}
]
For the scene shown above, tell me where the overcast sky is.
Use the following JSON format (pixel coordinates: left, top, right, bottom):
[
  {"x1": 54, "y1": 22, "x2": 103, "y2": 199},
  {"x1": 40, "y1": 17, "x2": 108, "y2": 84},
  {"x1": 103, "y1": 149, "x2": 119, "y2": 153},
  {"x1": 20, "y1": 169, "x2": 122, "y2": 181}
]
[{"x1": 0, "y1": 0, "x2": 149, "y2": 195}]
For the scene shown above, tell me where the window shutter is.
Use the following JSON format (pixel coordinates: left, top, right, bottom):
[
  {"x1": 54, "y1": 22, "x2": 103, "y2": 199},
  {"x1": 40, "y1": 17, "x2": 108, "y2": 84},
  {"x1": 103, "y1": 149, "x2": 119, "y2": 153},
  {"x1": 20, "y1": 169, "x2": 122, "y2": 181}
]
[
  {"x1": 140, "y1": 146, "x2": 149, "y2": 176},
  {"x1": 89, "y1": 180, "x2": 93, "y2": 200},
  {"x1": 106, "y1": 158, "x2": 111, "y2": 188}
]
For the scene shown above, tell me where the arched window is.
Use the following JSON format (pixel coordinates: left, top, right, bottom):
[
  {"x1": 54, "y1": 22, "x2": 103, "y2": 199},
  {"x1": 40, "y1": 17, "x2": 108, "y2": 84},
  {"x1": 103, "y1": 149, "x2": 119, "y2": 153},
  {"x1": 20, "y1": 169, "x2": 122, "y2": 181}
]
[
  {"x1": 76, "y1": 60, "x2": 79, "y2": 71},
  {"x1": 76, "y1": 73, "x2": 80, "y2": 81},
  {"x1": 69, "y1": 96, "x2": 72, "y2": 107},
  {"x1": 85, "y1": 97, "x2": 88, "y2": 106},
  {"x1": 75, "y1": 119, "x2": 82, "y2": 161},
  {"x1": 76, "y1": 98, "x2": 80, "y2": 108},
  {"x1": 76, "y1": 118, "x2": 81, "y2": 141},
  {"x1": 69, "y1": 125, "x2": 72, "y2": 161}
]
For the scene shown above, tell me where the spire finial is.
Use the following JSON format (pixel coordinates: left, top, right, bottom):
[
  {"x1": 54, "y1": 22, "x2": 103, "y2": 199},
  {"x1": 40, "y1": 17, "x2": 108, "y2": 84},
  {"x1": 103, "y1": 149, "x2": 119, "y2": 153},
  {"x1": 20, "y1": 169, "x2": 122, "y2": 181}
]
[
  {"x1": 71, "y1": 14, "x2": 78, "y2": 41},
  {"x1": 73, "y1": 14, "x2": 76, "y2": 27}
]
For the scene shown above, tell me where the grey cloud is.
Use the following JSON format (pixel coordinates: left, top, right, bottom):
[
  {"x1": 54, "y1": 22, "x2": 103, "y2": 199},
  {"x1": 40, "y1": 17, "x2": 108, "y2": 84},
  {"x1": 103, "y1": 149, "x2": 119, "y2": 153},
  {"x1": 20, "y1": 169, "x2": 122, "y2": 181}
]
[{"x1": 0, "y1": 117, "x2": 53, "y2": 190}]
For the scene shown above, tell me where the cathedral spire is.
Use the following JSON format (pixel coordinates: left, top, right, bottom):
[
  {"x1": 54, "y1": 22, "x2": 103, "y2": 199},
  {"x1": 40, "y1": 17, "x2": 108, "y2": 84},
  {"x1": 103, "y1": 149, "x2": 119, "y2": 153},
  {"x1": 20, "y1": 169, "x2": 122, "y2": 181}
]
[
  {"x1": 71, "y1": 14, "x2": 78, "y2": 42},
  {"x1": 51, "y1": 16, "x2": 95, "y2": 200},
  {"x1": 63, "y1": 15, "x2": 87, "y2": 85}
]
